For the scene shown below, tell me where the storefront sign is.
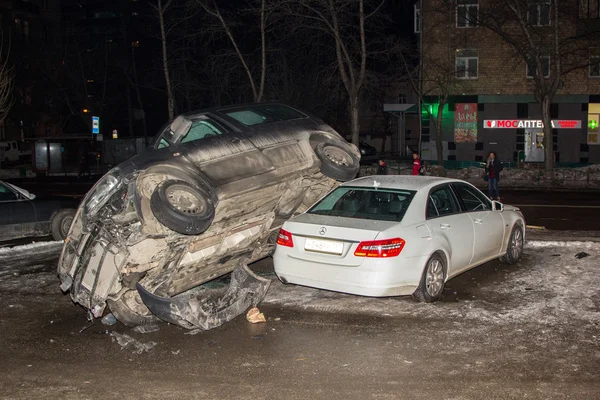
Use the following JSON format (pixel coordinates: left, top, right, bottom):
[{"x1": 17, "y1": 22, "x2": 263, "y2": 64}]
[
  {"x1": 454, "y1": 103, "x2": 478, "y2": 143},
  {"x1": 484, "y1": 120, "x2": 581, "y2": 129}
]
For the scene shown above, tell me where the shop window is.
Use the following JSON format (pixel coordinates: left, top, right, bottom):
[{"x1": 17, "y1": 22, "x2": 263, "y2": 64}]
[
  {"x1": 456, "y1": 0, "x2": 478, "y2": 28},
  {"x1": 526, "y1": 56, "x2": 550, "y2": 78},
  {"x1": 448, "y1": 155, "x2": 457, "y2": 161},
  {"x1": 528, "y1": 1, "x2": 550, "y2": 26},
  {"x1": 517, "y1": 103, "x2": 528, "y2": 118},
  {"x1": 580, "y1": 157, "x2": 589, "y2": 163},
  {"x1": 448, "y1": 142, "x2": 456, "y2": 150},
  {"x1": 456, "y1": 49, "x2": 478, "y2": 79},
  {"x1": 550, "y1": 103, "x2": 558, "y2": 118}
]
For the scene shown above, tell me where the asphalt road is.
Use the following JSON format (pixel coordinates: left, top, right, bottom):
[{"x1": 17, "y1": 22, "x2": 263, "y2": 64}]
[{"x1": 0, "y1": 243, "x2": 599, "y2": 399}]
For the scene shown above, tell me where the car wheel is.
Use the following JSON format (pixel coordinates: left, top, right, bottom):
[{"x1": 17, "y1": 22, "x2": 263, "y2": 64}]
[
  {"x1": 51, "y1": 209, "x2": 76, "y2": 241},
  {"x1": 107, "y1": 289, "x2": 159, "y2": 326},
  {"x1": 150, "y1": 179, "x2": 215, "y2": 235},
  {"x1": 500, "y1": 224, "x2": 524, "y2": 264},
  {"x1": 413, "y1": 253, "x2": 446, "y2": 303},
  {"x1": 315, "y1": 142, "x2": 360, "y2": 182}
]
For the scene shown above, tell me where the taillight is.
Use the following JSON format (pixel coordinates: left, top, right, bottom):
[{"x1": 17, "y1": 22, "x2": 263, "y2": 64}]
[
  {"x1": 354, "y1": 238, "x2": 405, "y2": 258},
  {"x1": 276, "y1": 228, "x2": 294, "y2": 247}
]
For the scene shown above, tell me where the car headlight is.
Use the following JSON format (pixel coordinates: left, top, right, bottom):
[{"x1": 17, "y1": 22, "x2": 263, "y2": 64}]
[{"x1": 85, "y1": 173, "x2": 121, "y2": 217}]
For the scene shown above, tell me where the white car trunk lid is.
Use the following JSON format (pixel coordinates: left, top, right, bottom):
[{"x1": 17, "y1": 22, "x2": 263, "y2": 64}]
[{"x1": 281, "y1": 213, "x2": 398, "y2": 267}]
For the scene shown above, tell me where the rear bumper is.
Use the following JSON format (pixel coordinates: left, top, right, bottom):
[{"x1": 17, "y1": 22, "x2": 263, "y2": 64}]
[{"x1": 273, "y1": 250, "x2": 428, "y2": 297}]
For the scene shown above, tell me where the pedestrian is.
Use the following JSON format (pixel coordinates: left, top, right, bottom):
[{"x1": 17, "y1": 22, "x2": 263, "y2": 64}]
[
  {"x1": 412, "y1": 151, "x2": 422, "y2": 176},
  {"x1": 78, "y1": 153, "x2": 91, "y2": 179},
  {"x1": 376, "y1": 159, "x2": 388, "y2": 175},
  {"x1": 485, "y1": 151, "x2": 503, "y2": 200}
]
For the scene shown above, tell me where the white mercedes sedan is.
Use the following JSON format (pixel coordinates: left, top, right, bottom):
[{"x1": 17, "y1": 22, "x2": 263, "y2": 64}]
[{"x1": 273, "y1": 176, "x2": 525, "y2": 302}]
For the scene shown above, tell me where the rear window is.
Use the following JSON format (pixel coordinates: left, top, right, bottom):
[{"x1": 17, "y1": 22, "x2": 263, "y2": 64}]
[
  {"x1": 224, "y1": 105, "x2": 306, "y2": 126},
  {"x1": 307, "y1": 186, "x2": 415, "y2": 222}
]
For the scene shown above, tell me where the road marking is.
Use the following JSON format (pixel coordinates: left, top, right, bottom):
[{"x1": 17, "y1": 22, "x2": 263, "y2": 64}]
[{"x1": 513, "y1": 204, "x2": 600, "y2": 209}]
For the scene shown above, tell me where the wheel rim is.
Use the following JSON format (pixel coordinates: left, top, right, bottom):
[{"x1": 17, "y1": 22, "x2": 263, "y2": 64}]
[
  {"x1": 165, "y1": 186, "x2": 205, "y2": 214},
  {"x1": 60, "y1": 216, "x2": 73, "y2": 238},
  {"x1": 323, "y1": 146, "x2": 353, "y2": 167},
  {"x1": 425, "y1": 258, "x2": 444, "y2": 297},
  {"x1": 510, "y1": 227, "x2": 523, "y2": 260}
]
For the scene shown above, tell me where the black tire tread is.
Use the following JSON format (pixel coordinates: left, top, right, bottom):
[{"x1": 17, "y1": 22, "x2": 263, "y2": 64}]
[
  {"x1": 412, "y1": 253, "x2": 445, "y2": 303},
  {"x1": 315, "y1": 142, "x2": 360, "y2": 182},
  {"x1": 150, "y1": 180, "x2": 215, "y2": 235},
  {"x1": 51, "y1": 209, "x2": 76, "y2": 241}
]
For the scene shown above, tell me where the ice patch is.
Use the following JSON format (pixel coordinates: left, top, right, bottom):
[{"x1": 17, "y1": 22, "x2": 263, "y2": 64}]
[{"x1": 527, "y1": 240, "x2": 598, "y2": 248}]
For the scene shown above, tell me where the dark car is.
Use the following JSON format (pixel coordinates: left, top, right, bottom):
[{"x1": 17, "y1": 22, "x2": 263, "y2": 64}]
[
  {"x1": 58, "y1": 103, "x2": 361, "y2": 328},
  {"x1": 359, "y1": 141, "x2": 377, "y2": 157},
  {"x1": 0, "y1": 181, "x2": 79, "y2": 241}
]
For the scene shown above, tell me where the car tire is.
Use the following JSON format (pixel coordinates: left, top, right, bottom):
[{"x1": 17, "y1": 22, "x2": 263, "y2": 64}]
[
  {"x1": 51, "y1": 209, "x2": 76, "y2": 241},
  {"x1": 412, "y1": 253, "x2": 446, "y2": 303},
  {"x1": 107, "y1": 290, "x2": 159, "y2": 326},
  {"x1": 500, "y1": 224, "x2": 524, "y2": 264},
  {"x1": 150, "y1": 179, "x2": 215, "y2": 235},
  {"x1": 315, "y1": 142, "x2": 360, "y2": 182}
]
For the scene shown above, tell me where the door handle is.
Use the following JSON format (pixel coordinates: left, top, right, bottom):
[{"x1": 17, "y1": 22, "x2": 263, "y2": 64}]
[
  {"x1": 230, "y1": 137, "x2": 241, "y2": 144},
  {"x1": 474, "y1": 219, "x2": 483, "y2": 224},
  {"x1": 440, "y1": 224, "x2": 451, "y2": 230}
]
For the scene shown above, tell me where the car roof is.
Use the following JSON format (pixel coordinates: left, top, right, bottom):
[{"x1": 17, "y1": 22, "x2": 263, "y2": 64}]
[
  {"x1": 341, "y1": 175, "x2": 463, "y2": 192},
  {"x1": 182, "y1": 102, "x2": 311, "y2": 120}
]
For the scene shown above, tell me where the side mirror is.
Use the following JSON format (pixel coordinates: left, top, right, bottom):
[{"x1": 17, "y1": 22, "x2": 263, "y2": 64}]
[{"x1": 492, "y1": 200, "x2": 504, "y2": 211}]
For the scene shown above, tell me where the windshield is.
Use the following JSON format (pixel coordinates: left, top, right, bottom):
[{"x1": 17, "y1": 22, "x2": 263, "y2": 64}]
[{"x1": 307, "y1": 186, "x2": 415, "y2": 222}]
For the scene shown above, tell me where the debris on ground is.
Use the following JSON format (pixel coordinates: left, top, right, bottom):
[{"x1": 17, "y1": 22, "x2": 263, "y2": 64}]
[
  {"x1": 526, "y1": 225, "x2": 546, "y2": 230},
  {"x1": 110, "y1": 332, "x2": 157, "y2": 354},
  {"x1": 575, "y1": 252, "x2": 590, "y2": 259},
  {"x1": 246, "y1": 307, "x2": 267, "y2": 324},
  {"x1": 136, "y1": 263, "x2": 271, "y2": 330},
  {"x1": 132, "y1": 324, "x2": 160, "y2": 334},
  {"x1": 101, "y1": 313, "x2": 117, "y2": 326}
]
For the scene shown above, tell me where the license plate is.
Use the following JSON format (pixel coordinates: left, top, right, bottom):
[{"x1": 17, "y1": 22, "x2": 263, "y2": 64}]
[{"x1": 304, "y1": 238, "x2": 344, "y2": 255}]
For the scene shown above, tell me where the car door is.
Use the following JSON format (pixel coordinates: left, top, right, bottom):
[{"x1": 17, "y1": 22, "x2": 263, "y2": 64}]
[
  {"x1": 452, "y1": 183, "x2": 505, "y2": 263},
  {"x1": 219, "y1": 105, "x2": 313, "y2": 170},
  {"x1": 0, "y1": 182, "x2": 36, "y2": 240},
  {"x1": 425, "y1": 184, "x2": 474, "y2": 275},
  {"x1": 173, "y1": 114, "x2": 274, "y2": 187}
]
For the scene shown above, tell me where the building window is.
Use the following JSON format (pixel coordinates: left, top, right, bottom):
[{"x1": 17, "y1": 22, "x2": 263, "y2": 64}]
[
  {"x1": 398, "y1": 94, "x2": 407, "y2": 104},
  {"x1": 580, "y1": 0, "x2": 600, "y2": 19},
  {"x1": 456, "y1": 49, "x2": 478, "y2": 79},
  {"x1": 590, "y1": 49, "x2": 600, "y2": 78},
  {"x1": 456, "y1": 0, "x2": 478, "y2": 28},
  {"x1": 526, "y1": 56, "x2": 550, "y2": 78},
  {"x1": 528, "y1": 1, "x2": 551, "y2": 26}
]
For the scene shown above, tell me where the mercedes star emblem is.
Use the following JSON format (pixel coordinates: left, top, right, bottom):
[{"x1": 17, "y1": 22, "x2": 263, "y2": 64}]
[{"x1": 319, "y1": 227, "x2": 327, "y2": 235}]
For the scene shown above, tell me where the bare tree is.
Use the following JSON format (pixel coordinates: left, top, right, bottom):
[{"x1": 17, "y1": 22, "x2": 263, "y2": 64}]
[
  {"x1": 0, "y1": 38, "x2": 15, "y2": 124},
  {"x1": 477, "y1": 0, "x2": 593, "y2": 171},
  {"x1": 151, "y1": 0, "x2": 176, "y2": 120},
  {"x1": 278, "y1": 0, "x2": 385, "y2": 146},
  {"x1": 401, "y1": 2, "x2": 472, "y2": 166},
  {"x1": 195, "y1": 0, "x2": 269, "y2": 102}
]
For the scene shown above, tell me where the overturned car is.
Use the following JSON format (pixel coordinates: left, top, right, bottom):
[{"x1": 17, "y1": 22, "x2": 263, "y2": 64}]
[{"x1": 58, "y1": 103, "x2": 360, "y2": 328}]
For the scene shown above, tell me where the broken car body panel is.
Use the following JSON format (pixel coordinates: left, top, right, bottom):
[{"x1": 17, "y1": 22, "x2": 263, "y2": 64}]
[{"x1": 58, "y1": 103, "x2": 359, "y2": 327}]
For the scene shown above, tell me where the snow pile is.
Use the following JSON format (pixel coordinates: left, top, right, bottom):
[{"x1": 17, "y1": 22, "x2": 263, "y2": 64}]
[
  {"x1": 0, "y1": 240, "x2": 62, "y2": 256},
  {"x1": 0, "y1": 168, "x2": 36, "y2": 179}
]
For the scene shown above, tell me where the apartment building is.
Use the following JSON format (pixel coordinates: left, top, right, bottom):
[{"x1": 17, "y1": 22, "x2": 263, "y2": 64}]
[{"x1": 418, "y1": 0, "x2": 600, "y2": 164}]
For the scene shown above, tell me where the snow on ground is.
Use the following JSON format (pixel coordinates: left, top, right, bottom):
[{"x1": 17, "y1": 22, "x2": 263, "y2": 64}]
[
  {"x1": 263, "y1": 244, "x2": 600, "y2": 326},
  {"x1": 0, "y1": 240, "x2": 598, "y2": 328},
  {"x1": 0, "y1": 240, "x2": 62, "y2": 256}
]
